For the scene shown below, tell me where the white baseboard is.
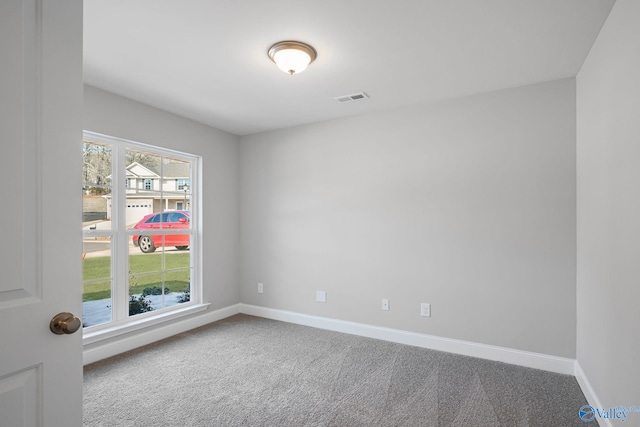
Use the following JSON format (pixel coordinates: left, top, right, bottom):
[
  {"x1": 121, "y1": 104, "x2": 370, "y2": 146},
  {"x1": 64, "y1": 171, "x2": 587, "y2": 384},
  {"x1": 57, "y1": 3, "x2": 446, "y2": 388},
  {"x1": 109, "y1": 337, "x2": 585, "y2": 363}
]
[
  {"x1": 239, "y1": 303, "x2": 576, "y2": 375},
  {"x1": 83, "y1": 304, "x2": 240, "y2": 365},
  {"x1": 575, "y1": 361, "x2": 612, "y2": 427}
]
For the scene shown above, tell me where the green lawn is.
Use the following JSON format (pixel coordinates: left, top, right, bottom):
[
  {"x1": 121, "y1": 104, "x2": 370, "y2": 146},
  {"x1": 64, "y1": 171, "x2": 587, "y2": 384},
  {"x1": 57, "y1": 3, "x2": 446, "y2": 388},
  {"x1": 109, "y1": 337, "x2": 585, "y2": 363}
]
[{"x1": 82, "y1": 252, "x2": 190, "y2": 301}]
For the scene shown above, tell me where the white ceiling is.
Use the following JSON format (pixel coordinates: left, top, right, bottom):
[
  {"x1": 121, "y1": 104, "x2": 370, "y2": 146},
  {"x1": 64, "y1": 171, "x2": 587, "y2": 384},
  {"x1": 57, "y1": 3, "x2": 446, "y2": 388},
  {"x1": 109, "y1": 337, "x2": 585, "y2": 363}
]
[{"x1": 84, "y1": 0, "x2": 615, "y2": 136}]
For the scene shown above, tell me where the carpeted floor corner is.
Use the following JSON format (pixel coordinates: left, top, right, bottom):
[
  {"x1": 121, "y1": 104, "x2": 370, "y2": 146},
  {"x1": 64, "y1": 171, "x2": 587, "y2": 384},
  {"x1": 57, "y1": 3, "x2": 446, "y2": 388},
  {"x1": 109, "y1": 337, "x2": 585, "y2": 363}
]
[{"x1": 83, "y1": 314, "x2": 594, "y2": 426}]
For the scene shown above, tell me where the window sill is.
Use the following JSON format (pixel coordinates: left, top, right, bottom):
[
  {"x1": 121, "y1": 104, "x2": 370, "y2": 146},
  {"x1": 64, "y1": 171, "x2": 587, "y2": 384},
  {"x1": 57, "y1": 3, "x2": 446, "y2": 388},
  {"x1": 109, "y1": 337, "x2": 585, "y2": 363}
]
[{"x1": 82, "y1": 303, "x2": 210, "y2": 346}]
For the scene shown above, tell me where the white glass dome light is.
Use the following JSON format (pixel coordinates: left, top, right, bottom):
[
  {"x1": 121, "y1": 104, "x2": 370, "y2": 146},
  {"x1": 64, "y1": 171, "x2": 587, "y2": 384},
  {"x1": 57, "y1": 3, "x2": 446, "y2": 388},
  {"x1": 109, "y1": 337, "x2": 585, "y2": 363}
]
[{"x1": 268, "y1": 41, "x2": 317, "y2": 75}]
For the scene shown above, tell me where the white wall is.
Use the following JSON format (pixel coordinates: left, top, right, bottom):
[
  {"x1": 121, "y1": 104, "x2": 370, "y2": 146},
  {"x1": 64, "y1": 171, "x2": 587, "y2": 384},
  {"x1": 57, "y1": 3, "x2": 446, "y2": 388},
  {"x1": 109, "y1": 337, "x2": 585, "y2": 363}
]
[
  {"x1": 84, "y1": 85, "x2": 241, "y2": 309},
  {"x1": 240, "y1": 79, "x2": 577, "y2": 358},
  {"x1": 577, "y1": 0, "x2": 640, "y2": 408}
]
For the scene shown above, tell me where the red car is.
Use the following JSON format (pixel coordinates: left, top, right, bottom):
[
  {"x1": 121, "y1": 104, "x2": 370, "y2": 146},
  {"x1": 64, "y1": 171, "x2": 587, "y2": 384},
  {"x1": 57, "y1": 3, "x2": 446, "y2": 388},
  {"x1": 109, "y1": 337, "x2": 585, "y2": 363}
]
[{"x1": 132, "y1": 211, "x2": 190, "y2": 253}]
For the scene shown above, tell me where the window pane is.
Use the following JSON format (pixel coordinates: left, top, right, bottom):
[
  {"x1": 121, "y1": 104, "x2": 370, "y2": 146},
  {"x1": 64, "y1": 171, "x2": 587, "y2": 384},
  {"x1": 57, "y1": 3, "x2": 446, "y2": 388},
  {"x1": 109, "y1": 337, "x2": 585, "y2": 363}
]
[
  {"x1": 128, "y1": 270, "x2": 163, "y2": 318},
  {"x1": 165, "y1": 269, "x2": 191, "y2": 305},
  {"x1": 129, "y1": 242, "x2": 165, "y2": 317},
  {"x1": 165, "y1": 250, "x2": 190, "y2": 270},
  {"x1": 126, "y1": 149, "x2": 162, "y2": 226},
  {"x1": 162, "y1": 157, "x2": 191, "y2": 212},
  {"x1": 82, "y1": 238, "x2": 112, "y2": 328},
  {"x1": 128, "y1": 248, "x2": 190, "y2": 316},
  {"x1": 129, "y1": 242, "x2": 162, "y2": 272},
  {"x1": 82, "y1": 142, "x2": 111, "y2": 228},
  {"x1": 165, "y1": 250, "x2": 191, "y2": 306}
]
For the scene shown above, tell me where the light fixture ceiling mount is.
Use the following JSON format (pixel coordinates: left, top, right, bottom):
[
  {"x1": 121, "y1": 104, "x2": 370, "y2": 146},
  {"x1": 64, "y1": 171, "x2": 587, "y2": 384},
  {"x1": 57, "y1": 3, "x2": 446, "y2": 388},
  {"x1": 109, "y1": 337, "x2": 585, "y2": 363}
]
[{"x1": 268, "y1": 40, "x2": 317, "y2": 75}]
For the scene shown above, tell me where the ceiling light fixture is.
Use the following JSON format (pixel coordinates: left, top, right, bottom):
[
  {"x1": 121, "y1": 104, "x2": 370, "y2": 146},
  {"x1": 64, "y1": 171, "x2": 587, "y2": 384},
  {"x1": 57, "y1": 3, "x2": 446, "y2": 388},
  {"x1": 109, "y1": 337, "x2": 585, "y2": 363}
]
[{"x1": 268, "y1": 41, "x2": 317, "y2": 75}]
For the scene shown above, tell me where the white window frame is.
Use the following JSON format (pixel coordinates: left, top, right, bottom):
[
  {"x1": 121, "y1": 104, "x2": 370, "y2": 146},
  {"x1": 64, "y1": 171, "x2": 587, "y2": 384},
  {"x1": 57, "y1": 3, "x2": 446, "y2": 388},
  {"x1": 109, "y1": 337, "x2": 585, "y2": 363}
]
[{"x1": 82, "y1": 131, "x2": 206, "y2": 343}]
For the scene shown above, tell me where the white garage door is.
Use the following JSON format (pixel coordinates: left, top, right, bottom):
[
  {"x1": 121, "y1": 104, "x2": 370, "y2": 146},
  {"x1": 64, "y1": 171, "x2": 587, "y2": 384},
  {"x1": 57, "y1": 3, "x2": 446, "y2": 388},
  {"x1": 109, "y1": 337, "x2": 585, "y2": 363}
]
[{"x1": 126, "y1": 200, "x2": 153, "y2": 226}]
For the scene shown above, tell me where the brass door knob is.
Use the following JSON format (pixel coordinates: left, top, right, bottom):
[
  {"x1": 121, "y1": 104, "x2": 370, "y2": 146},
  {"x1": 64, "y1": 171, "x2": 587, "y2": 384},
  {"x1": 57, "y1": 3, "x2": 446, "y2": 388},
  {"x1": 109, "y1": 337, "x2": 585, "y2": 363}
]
[{"x1": 50, "y1": 312, "x2": 81, "y2": 335}]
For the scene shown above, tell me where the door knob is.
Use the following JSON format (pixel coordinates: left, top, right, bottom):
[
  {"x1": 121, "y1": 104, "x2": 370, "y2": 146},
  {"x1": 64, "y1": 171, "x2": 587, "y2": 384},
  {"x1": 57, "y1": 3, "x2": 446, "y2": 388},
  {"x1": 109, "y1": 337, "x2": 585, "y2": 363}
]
[{"x1": 50, "y1": 312, "x2": 81, "y2": 335}]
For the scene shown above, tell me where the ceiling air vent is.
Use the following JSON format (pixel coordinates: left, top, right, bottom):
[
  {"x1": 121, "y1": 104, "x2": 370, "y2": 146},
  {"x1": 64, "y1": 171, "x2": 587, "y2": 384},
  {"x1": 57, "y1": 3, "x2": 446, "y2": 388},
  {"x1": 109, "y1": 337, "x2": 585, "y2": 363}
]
[{"x1": 334, "y1": 92, "x2": 369, "y2": 103}]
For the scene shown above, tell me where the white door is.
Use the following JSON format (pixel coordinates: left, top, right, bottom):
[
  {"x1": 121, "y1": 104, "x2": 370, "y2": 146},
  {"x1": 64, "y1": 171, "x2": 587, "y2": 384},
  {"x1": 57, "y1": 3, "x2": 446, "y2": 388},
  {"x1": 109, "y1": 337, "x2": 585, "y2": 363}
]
[{"x1": 0, "y1": 1, "x2": 83, "y2": 426}]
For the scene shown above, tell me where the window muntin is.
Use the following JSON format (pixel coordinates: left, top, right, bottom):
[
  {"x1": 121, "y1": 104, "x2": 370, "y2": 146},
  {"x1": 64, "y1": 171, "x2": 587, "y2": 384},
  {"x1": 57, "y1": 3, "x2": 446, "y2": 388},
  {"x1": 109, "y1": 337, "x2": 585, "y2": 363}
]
[{"x1": 82, "y1": 131, "x2": 199, "y2": 331}]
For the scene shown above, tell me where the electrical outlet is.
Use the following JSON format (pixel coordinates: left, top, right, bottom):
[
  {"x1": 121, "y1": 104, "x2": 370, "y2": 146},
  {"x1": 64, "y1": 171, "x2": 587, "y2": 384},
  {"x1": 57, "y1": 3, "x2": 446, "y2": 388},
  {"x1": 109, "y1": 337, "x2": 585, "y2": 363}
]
[
  {"x1": 257, "y1": 283, "x2": 263, "y2": 294},
  {"x1": 382, "y1": 299, "x2": 389, "y2": 311},
  {"x1": 421, "y1": 303, "x2": 431, "y2": 317},
  {"x1": 316, "y1": 291, "x2": 327, "y2": 303}
]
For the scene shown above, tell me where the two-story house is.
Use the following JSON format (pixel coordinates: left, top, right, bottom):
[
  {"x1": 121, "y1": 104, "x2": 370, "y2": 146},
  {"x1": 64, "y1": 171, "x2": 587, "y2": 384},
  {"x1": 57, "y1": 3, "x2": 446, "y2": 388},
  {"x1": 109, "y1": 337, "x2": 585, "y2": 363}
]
[{"x1": 104, "y1": 161, "x2": 190, "y2": 225}]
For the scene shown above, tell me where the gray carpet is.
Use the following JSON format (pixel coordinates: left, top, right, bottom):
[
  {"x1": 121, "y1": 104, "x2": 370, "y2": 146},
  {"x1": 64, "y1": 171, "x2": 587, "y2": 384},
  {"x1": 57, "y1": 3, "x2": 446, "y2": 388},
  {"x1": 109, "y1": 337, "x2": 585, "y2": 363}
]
[{"x1": 84, "y1": 314, "x2": 592, "y2": 426}]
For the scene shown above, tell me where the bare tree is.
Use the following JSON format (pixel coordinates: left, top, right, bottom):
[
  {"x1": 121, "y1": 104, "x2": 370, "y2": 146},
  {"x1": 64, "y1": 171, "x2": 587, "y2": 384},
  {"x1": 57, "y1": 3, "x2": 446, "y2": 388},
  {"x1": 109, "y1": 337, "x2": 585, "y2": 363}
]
[
  {"x1": 83, "y1": 142, "x2": 112, "y2": 194},
  {"x1": 126, "y1": 150, "x2": 160, "y2": 170}
]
